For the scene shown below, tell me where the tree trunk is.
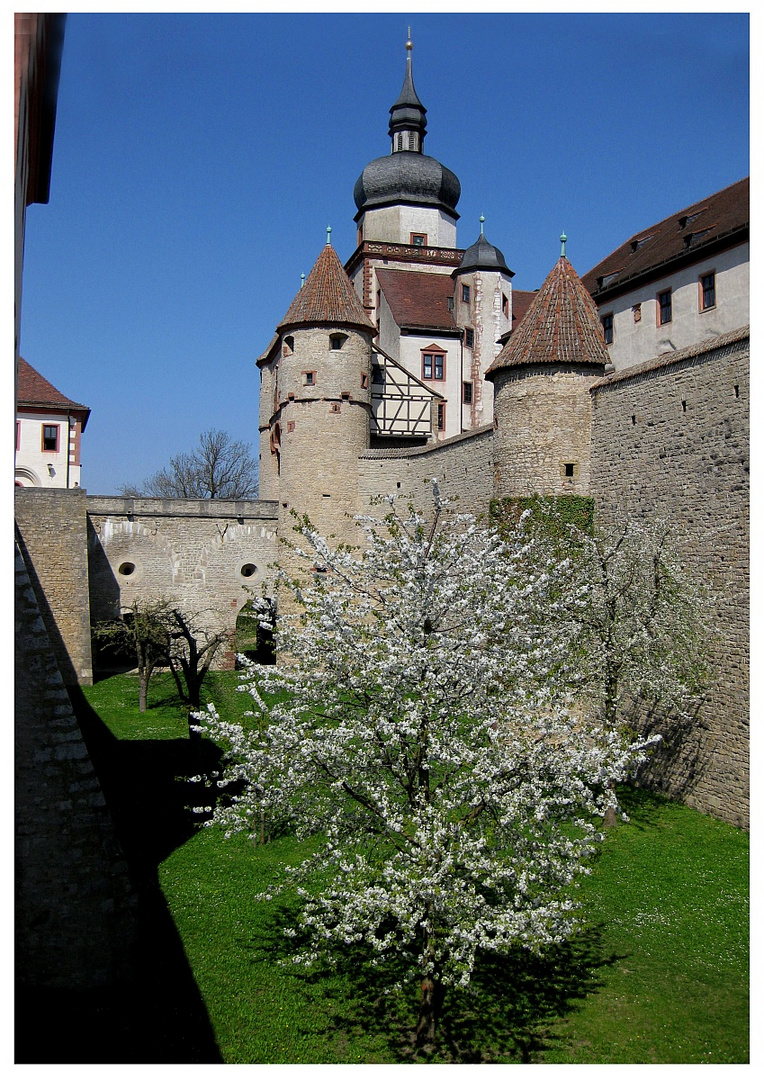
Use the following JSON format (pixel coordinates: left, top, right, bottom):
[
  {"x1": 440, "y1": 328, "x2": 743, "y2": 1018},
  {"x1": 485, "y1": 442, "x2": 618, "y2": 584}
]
[
  {"x1": 138, "y1": 671, "x2": 148, "y2": 713},
  {"x1": 603, "y1": 778, "x2": 618, "y2": 828},
  {"x1": 416, "y1": 977, "x2": 438, "y2": 1048}
]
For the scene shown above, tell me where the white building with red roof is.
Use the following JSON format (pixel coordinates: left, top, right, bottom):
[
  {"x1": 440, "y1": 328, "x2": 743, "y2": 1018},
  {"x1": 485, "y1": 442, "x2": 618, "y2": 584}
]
[{"x1": 15, "y1": 357, "x2": 90, "y2": 488}]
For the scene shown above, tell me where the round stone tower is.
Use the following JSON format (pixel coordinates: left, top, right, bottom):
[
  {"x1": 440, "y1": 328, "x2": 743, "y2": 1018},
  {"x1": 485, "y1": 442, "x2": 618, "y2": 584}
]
[
  {"x1": 258, "y1": 232, "x2": 376, "y2": 574},
  {"x1": 486, "y1": 237, "x2": 608, "y2": 498},
  {"x1": 452, "y1": 217, "x2": 514, "y2": 429}
]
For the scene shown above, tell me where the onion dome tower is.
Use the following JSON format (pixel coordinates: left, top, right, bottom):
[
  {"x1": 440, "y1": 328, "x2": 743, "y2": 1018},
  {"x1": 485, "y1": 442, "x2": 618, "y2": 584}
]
[
  {"x1": 258, "y1": 229, "x2": 375, "y2": 570},
  {"x1": 486, "y1": 234, "x2": 608, "y2": 498},
  {"x1": 352, "y1": 34, "x2": 461, "y2": 248},
  {"x1": 453, "y1": 216, "x2": 514, "y2": 428}
]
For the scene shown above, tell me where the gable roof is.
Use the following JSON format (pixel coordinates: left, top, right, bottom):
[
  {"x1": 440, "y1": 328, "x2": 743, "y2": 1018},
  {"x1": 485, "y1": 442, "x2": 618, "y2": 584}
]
[
  {"x1": 376, "y1": 268, "x2": 458, "y2": 333},
  {"x1": 487, "y1": 257, "x2": 608, "y2": 376},
  {"x1": 277, "y1": 242, "x2": 375, "y2": 334},
  {"x1": 582, "y1": 177, "x2": 749, "y2": 302},
  {"x1": 17, "y1": 357, "x2": 90, "y2": 426}
]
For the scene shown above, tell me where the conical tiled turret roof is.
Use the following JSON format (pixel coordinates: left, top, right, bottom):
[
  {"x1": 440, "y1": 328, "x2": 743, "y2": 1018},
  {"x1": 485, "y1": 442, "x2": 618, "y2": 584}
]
[
  {"x1": 277, "y1": 241, "x2": 375, "y2": 334},
  {"x1": 486, "y1": 255, "x2": 608, "y2": 376}
]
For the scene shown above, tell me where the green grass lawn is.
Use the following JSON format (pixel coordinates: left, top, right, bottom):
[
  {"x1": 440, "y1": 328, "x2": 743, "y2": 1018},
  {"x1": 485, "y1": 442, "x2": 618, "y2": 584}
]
[{"x1": 82, "y1": 671, "x2": 749, "y2": 1064}]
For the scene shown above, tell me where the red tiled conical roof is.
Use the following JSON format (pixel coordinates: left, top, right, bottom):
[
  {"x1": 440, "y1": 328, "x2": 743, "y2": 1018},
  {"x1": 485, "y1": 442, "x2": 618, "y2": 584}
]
[
  {"x1": 487, "y1": 256, "x2": 608, "y2": 375},
  {"x1": 277, "y1": 243, "x2": 375, "y2": 334}
]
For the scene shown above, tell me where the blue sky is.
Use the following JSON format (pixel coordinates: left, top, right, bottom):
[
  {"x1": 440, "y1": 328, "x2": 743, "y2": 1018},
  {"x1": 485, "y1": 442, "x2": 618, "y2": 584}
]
[{"x1": 18, "y1": 10, "x2": 750, "y2": 496}]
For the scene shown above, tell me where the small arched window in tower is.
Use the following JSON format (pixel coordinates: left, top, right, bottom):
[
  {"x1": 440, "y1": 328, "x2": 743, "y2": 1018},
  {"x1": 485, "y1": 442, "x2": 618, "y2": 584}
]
[
  {"x1": 330, "y1": 333, "x2": 348, "y2": 351},
  {"x1": 283, "y1": 335, "x2": 294, "y2": 356}
]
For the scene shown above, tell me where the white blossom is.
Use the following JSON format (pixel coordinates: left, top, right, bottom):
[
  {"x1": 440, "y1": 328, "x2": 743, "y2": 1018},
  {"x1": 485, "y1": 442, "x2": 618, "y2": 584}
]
[{"x1": 195, "y1": 490, "x2": 661, "y2": 1043}]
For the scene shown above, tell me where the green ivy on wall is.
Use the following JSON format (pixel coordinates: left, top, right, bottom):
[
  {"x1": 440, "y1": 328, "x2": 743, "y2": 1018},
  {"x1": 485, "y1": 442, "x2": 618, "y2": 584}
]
[{"x1": 489, "y1": 494, "x2": 595, "y2": 543}]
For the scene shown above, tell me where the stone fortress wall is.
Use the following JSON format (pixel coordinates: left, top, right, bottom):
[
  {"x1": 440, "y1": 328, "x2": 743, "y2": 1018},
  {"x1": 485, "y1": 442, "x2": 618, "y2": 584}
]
[
  {"x1": 15, "y1": 487, "x2": 94, "y2": 686},
  {"x1": 86, "y1": 496, "x2": 279, "y2": 656},
  {"x1": 589, "y1": 329, "x2": 749, "y2": 826},
  {"x1": 14, "y1": 331, "x2": 749, "y2": 827}
]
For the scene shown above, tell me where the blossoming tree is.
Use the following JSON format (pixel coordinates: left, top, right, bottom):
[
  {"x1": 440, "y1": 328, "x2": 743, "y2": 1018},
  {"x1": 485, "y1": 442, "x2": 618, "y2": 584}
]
[
  {"x1": 195, "y1": 487, "x2": 655, "y2": 1047},
  {"x1": 566, "y1": 516, "x2": 709, "y2": 825}
]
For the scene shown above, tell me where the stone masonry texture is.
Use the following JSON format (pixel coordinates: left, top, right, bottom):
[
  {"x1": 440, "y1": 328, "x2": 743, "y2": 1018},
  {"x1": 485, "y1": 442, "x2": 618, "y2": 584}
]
[
  {"x1": 86, "y1": 496, "x2": 279, "y2": 666},
  {"x1": 15, "y1": 543, "x2": 137, "y2": 990},
  {"x1": 590, "y1": 336, "x2": 749, "y2": 826},
  {"x1": 15, "y1": 487, "x2": 94, "y2": 685}
]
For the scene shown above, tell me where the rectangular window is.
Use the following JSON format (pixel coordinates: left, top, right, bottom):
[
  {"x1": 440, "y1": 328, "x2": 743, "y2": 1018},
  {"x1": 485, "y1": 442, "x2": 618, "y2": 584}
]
[
  {"x1": 502, "y1": 294, "x2": 509, "y2": 317},
  {"x1": 437, "y1": 403, "x2": 446, "y2": 431},
  {"x1": 422, "y1": 351, "x2": 445, "y2": 381},
  {"x1": 302, "y1": 371, "x2": 315, "y2": 386},
  {"x1": 700, "y1": 271, "x2": 716, "y2": 311},
  {"x1": 601, "y1": 313, "x2": 613, "y2": 345},
  {"x1": 372, "y1": 364, "x2": 385, "y2": 384},
  {"x1": 42, "y1": 424, "x2": 59, "y2": 452},
  {"x1": 463, "y1": 381, "x2": 473, "y2": 405},
  {"x1": 464, "y1": 328, "x2": 474, "y2": 349},
  {"x1": 461, "y1": 284, "x2": 470, "y2": 304},
  {"x1": 657, "y1": 290, "x2": 672, "y2": 325},
  {"x1": 410, "y1": 233, "x2": 427, "y2": 247},
  {"x1": 360, "y1": 372, "x2": 368, "y2": 389},
  {"x1": 16, "y1": 421, "x2": 20, "y2": 451}
]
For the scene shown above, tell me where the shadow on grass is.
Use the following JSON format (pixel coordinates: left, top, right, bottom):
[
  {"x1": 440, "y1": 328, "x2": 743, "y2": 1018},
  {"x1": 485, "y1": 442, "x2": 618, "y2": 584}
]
[
  {"x1": 26, "y1": 684, "x2": 227, "y2": 1064},
  {"x1": 616, "y1": 784, "x2": 675, "y2": 831},
  {"x1": 247, "y1": 899, "x2": 622, "y2": 1063}
]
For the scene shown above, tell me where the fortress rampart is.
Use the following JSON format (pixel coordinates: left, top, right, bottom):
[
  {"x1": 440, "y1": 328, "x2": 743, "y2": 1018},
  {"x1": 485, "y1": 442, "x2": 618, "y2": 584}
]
[
  {"x1": 590, "y1": 331, "x2": 749, "y2": 825},
  {"x1": 14, "y1": 332, "x2": 749, "y2": 826}
]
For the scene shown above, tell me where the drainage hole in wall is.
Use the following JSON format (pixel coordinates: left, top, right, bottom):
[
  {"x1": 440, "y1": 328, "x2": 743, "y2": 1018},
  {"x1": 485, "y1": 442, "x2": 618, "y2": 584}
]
[
  {"x1": 118, "y1": 562, "x2": 135, "y2": 577},
  {"x1": 240, "y1": 564, "x2": 257, "y2": 578}
]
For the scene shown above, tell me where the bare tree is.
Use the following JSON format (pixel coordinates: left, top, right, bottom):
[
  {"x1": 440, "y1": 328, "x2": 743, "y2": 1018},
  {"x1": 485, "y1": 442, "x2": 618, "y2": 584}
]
[
  {"x1": 92, "y1": 599, "x2": 172, "y2": 712},
  {"x1": 119, "y1": 429, "x2": 258, "y2": 499},
  {"x1": 165, "y1": 608, "x2": 231, "y2": 736}
]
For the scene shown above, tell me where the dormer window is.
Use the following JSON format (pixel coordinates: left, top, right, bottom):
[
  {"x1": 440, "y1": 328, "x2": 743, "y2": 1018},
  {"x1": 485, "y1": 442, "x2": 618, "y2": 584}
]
[
  {"x1": 630, "y1": 235, "x2": 653, "y2": 252},
  {"x1": 684, "y1": 228, "x2": 713, "y2": 249},
  {"x1": 330, "y1": 333, "x2": 348, "y2": 350},
  {"x1": 678, "y1": 210, "x2": 706, "y2": 231},
  {"x1": 598, "y1": 272, "x2": 621, "y2": 290}
]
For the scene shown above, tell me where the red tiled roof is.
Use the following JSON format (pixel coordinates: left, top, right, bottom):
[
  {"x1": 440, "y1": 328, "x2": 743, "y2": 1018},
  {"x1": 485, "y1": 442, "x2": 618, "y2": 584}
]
[
  {"x1": 487, "y1": 257, "x2": 608, "y2": 375},
  {"x1": 511, "y1": 289, "x2": 536, "y2": 332},
  {"x1": 278, "y1": 243, "x2": 375, "y2": 333},
  {"x1": 17, "y1": 357, "x2": 90, "y2": 422},
  {"x1": 376, "y1": 269, "x2": 457, "y2": 332},
  {"x1": 582, "y1": 177, "x2": 749, "y2": 300}
]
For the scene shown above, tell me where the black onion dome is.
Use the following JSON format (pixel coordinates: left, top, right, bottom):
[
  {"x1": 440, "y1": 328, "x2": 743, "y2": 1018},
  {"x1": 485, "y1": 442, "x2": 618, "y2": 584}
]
[
  {"x1": 457, "y1": 231, "x2": 512, "y2": 276},
  {"x1": 353, "y1": 152, "x2": 461, "y2": 220}
]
